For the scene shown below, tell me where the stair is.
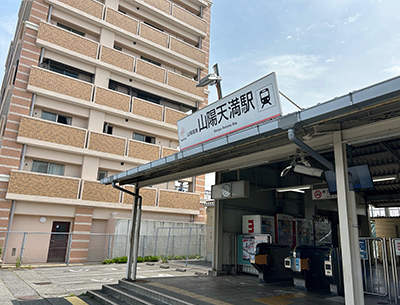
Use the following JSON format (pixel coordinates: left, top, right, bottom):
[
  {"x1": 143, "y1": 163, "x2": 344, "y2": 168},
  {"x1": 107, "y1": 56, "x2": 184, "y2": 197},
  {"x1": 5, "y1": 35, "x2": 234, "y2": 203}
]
[{"x1": 87, "y1": 279, "x2": 196, "y2": 305}]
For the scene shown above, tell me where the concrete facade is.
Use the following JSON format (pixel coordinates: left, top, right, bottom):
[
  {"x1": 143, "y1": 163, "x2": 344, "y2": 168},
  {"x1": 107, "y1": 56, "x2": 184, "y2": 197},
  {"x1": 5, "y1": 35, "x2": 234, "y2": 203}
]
[{"x1": 0, "y1": 0, "x2": 212, "y2": 264}]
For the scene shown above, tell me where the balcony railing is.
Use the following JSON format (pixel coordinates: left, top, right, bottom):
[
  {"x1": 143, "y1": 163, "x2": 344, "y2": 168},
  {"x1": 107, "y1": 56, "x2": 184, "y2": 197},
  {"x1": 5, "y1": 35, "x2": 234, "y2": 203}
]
[
  {"x1": 143, "y1": 0, "x2": 171, "y2": 14},
  {"x1": 172, "y1": 4, "x2": 207, "y2": 33},
  {"x1": 162, "y1": 147, "x2": 179, "y2": 158},
  {"x1": 18, "y1": 116, "x2": 87, "y2": 148},
  {"x1": 7, "y1": 171, "x2": 80, "y2": 199},
  {"x1": 139, "y1": 23, "x2": 169, "y2": 48},
  {"x1": 164, "y1": 107, "x2": 188, "y2": 125},
  {"x1": 105, "y1": 8, "x2": 138, "y2": 35},
  {"x1": 167, "y1": 72, "x2": 203, "y2": 96},
  {"x1": 81, "y1": 180, "x2": 120, "y2": 203},
  {"x1": 100, "y1": 46, "x2": 135, "y2": 72},
  {"x1": 94, "y1": 87, "x2": 130, "y2": 112},
  {"x1": 57, "y1": 0, "x2": 104, "y2": 19},
  {"x1": 28, "y1": 66, "x2": 94, "y2": 101},
  {"x1": 128, "y1": 140, "x2": 161, "y2": 161},
  {"x1": 132, "y1": 98, "x2": 163, "y2": 121},
  {"x1": 158, "y1": 189, "x2": 200, "y2": 210},
  {"x1": 37, "y1": 21, "x2": 99, "y2": 59},
  {"x1": 88, "y1": 132, "x2": 126, "y2": 156},
  {"x1": 7, "y1": 171, "x2": 201, "y2": 208},
  {"x1": 136, "y1": 59, "x2": 166, "y2": 83},
  {"x1": 170, "y1": 37, "x2": 206, "y2": 63}
]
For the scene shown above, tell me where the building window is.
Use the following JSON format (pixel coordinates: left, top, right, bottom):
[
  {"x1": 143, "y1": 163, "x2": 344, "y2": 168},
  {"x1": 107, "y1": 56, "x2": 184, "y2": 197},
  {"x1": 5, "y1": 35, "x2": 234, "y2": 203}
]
[
  {"x1": 140, "y1": 56, "x2": 161, "y2": 67},
  {"x1": 42, "y1": 59, "x2": 94, "y2": 83},
  {"x1": 109, "y1": 80, "x2": 130, "y2": 95},
  {"x1": 57, "y1": 23, "x2": 85, "y2": 36},
  {"x1": 103, "y1": 122, "x2": 113, "y2": 135},
  {"x1": 114, "y1": 45, "x2": 122, "y2": 51},
  {"x1": 32, "y1": 160, "x2": 65, "y2": 176},
  {"x1": 133, "y1": 132, "x2": 155, "y2": 144},
  {"x1": 41, "y1": 111, "x2": 72, "y2": 125},
  {"x1": 97, "y1": 170, "x2": 108, "y2": 181}
]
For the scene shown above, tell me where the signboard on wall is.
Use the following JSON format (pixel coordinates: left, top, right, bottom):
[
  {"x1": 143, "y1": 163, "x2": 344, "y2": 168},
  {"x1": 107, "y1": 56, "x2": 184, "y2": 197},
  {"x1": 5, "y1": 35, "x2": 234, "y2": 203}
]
[
  {"x1": 177, "y1": 72, "x2": 282, "y2": 150},
  {"x1": 312, "y1": 188, "x2": 337, "y2": 200}
]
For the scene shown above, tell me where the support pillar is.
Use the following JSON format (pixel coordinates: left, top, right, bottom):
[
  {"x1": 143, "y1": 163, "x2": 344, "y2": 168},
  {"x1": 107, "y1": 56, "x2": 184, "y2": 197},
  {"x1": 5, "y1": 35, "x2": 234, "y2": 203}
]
[{"x1": 333, "y1": 131, "x2": 364, "y2": 304}]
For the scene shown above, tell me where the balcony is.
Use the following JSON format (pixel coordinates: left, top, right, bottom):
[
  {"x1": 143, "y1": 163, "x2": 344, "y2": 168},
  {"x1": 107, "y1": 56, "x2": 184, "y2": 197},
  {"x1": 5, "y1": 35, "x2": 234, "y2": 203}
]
[
  {"x1": 158, "y1": 189, "x2": 200, "y2": 210},
  {"x1": 94, "y1": 87, "x2": 130, "y2": 112},
  {"x1": 139, "y1": 23, "x2": 169, "y2": 48},
  {"x1": 100, "y1": 46, "x2": 135, "y2": 72},
  {"x1": 88, "y1": 132, "x2": 126, "y2": 156},
  {"x1": 128, "y1": 140, "x2": 160, "y2": 161},
  {"x1": 28, "y1": 66, "x2": 94, "y2": 101},
  {"x1": 162, "y1": 147, "x2": 179, "y2": 158},
  {"x1": 7, "y1": 171, "x2": 80, "y2": 199},
  {"x1": 164, "y1": 107, "x2": 187, "y2": 126},
  {"x1": 105, "y1": 8, "x2": 138, "y2": 35},
  {"x1": 143, "y1": 0, "x2": 171, "y2": 14},
  {"x1": 81, "y1": 180, "x2": 120, "y2": 203},
  {"x1": 18, "y1": 116, "x2": 87, "y2": 148},
  {"x1": 167, "y1": 72, "x2": 203, "y2": 96},
  {"x1": 172, "y1": 4, "x2": 207, "y2": 33},
  {"x1": 37, "y1": 21, "x2": 99, "y2": 59},
  {"x1": 132, "y1": 98, "x2": 163, "y2": 121},
  {"x1": 170, "y1": 37, "x2": 206, "y2": 63},
  {"x1": 123, "y1": 186, "x2": 157, "y2": 206},
  {"x1": 57, "y1": 0, "x2": 104, "y2": 19},
  {"x1": 135, "y1": 59, "x2": 166, "y2": 83}
]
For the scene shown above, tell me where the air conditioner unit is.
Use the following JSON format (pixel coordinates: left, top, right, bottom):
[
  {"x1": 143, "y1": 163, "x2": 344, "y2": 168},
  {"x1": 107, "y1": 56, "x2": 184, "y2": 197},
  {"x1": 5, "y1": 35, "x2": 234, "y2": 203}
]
[{"x1": 211, "y1": 180, "x2": 250, "y2": 200}]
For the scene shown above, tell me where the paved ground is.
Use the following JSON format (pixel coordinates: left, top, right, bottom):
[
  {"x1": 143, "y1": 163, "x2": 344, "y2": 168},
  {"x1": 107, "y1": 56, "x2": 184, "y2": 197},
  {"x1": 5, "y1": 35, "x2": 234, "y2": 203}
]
[
  {"x1": 0, "y1": 262, "x2": 208, "y2": 304},
  {"x1": 0, "y1": 262, "x2": 395, "y2": 304}
]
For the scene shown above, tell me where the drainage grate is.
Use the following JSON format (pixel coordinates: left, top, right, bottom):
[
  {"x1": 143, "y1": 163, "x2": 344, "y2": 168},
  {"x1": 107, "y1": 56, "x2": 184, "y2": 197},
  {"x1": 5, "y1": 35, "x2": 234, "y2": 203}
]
[{"x1": 33, "y1": 282, "x2": 52, "y2": 285}]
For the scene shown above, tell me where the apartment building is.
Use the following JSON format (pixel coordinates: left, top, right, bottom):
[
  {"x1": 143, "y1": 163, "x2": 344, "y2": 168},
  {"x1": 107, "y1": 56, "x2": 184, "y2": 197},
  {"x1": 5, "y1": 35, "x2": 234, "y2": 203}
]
[{"x1": 0, "y1": 0, "x2": 211, "y2": 263}]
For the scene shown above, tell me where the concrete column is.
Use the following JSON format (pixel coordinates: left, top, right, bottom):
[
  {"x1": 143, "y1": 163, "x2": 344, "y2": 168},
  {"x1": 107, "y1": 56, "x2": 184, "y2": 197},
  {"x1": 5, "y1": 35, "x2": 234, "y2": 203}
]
[
  {"x1": 211, "y1": 172, "x2": 223, "y2": 274},
  {"x1": 333, "y1": 131, "x2": 364, "y2": 304}
]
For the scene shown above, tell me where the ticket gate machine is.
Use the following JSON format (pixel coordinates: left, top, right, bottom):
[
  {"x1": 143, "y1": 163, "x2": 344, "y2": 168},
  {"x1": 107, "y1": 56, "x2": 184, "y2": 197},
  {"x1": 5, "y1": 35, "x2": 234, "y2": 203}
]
[
  {"x1": 284, "y1": 245, "x2": 331, "y2": 291},
  {"x1": 250, "y1": 243, "x2": 292, "y2": 282},
  {"x1": 324, "y1": 248, "x2": 344, "y2": 296}
]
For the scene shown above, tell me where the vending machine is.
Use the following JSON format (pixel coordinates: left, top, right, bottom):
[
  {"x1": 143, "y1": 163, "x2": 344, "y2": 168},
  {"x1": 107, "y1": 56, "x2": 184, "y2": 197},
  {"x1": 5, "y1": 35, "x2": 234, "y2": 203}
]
[
  {"x1": 242, "y1": 215, "x2": 275, "y2": 242},
  {"x1": 275, "y1": 214, "x2": 294, "y2": 246},
  {"x1": 295, "y1": 219, "x2": 314, "y2": 246}
]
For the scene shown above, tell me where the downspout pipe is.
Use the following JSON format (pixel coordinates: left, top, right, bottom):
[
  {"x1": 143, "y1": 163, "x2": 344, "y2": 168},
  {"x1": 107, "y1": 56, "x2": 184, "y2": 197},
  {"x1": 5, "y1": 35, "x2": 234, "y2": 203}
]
[
  {"x1": 288, "y1": 128, "x2": 335, "y2": 172},
  {"x1": 112, "y1": 182, "x2": 142, "y2": 281}
]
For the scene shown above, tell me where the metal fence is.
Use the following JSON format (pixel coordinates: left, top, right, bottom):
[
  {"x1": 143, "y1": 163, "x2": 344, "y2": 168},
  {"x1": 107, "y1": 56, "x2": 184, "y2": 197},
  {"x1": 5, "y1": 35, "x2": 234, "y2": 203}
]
[{"x1": 1, "y1": 227, "x2": 213, "y2": 268}]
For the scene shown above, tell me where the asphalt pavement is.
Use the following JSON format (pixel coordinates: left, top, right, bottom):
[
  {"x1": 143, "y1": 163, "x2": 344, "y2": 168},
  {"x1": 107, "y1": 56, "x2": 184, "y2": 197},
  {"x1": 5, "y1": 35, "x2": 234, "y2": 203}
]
[{"x1": 0, "y1": 261, "x2": 208, "y2": 304}]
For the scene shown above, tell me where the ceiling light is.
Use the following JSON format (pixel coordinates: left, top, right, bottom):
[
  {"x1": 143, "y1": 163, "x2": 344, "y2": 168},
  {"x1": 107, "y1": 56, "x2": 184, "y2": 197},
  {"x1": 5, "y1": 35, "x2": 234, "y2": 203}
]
[
  {"x1": 294, "y1": 164, "x2": 324, "y2": 177},
  {"x1": 372, "y1": 175, "x2": 397, "y2": 182},
  {"x1": 276, "y1": 185, "x2": 311, "y2": 193}
]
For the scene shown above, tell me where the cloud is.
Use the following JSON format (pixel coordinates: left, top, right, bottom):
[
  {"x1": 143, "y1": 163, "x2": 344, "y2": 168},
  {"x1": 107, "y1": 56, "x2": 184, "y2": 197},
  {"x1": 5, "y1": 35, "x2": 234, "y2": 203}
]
[
  {"x1": 258, "y1": 54, "x2": 331, "y2": 81},
  {"x1": 344, "y1": 13, "x2": 361, "y2": 24},
  {"x1": 384, "y1": 66, "x2": 400, "y2": 75}
]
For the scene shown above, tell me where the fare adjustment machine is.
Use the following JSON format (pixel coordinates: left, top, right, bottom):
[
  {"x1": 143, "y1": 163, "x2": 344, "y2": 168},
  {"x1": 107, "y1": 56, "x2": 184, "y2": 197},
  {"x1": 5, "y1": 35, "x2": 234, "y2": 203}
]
[{"x1": 285, "y1": 245, "x2": 331, "y2": 290}]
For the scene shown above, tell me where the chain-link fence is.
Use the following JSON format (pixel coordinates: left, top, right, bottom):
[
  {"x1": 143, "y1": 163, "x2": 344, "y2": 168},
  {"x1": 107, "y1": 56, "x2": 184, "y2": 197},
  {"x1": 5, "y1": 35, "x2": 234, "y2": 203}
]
[{"x1": 2, "y1": 227, "x2": 213, "y2": 268}]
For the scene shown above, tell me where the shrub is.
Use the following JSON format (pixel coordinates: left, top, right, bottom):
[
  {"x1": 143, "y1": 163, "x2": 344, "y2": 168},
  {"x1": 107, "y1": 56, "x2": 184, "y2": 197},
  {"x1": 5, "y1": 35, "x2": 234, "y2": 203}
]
[
  {"x1": 102, "y1": 259, "x2": 113, "y2": 264},
  {"x1": 137, "y1": 256, "x2": 144, "y2": 262}
]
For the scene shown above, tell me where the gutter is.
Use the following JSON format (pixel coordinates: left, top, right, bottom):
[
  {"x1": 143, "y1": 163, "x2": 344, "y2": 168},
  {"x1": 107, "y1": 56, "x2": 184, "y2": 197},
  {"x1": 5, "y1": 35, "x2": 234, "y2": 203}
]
[{"x1": 112, "y1": 182, "x2": 142, "y2": 281}]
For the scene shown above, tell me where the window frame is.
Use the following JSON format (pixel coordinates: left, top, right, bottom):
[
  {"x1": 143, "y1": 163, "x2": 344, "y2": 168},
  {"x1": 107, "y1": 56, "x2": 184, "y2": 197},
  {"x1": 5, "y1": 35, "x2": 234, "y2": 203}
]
[{"x1": 31, "y1": 160, "x2": 65, "y2": 176}]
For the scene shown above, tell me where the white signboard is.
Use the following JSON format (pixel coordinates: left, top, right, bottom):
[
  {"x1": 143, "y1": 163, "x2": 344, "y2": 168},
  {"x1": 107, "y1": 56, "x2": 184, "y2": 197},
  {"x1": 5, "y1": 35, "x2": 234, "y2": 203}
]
[
  {"x1": 312, "y1": 188, "x2": 337, "y2": 200},
  {"x1": 396, "y1": 240, "x2": 400, "y2": 256},
  {"x1": 177, "y1": 72, "x2": 282, "y2": 150}
]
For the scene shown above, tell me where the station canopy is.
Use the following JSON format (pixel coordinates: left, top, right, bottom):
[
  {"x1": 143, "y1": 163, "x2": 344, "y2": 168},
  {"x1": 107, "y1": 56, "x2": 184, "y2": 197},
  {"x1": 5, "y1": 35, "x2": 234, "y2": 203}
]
[{"x1": 102, "y1": 76, "x2": 400, "y2": 207}]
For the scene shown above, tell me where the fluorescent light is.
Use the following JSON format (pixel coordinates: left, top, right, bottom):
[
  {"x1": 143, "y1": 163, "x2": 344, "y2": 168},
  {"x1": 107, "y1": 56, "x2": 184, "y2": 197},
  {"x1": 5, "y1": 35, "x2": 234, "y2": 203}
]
[
  {"x1": 276, "y1": 185, "x2": 311, "y2": 193},
  {"x1": 372, "y1": 175, "x2": 397, "y2": 182}
]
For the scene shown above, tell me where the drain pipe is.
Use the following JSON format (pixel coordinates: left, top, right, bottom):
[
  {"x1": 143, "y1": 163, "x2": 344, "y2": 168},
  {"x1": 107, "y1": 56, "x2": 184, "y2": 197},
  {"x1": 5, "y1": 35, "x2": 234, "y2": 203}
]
[
  {"x1": 288, "y1": 129, "x2": 335, "y2": 172},
  {"x1": 112, "y1": 182, "x2": 142, "y2": 281}
]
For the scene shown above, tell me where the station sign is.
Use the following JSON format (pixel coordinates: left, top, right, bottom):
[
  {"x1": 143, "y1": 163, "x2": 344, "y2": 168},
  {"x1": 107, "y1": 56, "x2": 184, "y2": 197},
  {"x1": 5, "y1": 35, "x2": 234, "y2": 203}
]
[
  {"x1": 359, "y1": 239, "x2": 368, "y2": 260},
  {"x1": 177, "y1": 72, "x2": 282, "y2": 150},
  {"x1": 312, "y1": 188, "x2": 337, "y2": 200}
]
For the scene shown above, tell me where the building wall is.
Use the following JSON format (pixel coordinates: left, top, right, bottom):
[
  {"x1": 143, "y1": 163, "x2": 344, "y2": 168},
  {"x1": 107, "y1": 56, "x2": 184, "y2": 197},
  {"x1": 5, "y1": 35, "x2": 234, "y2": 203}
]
[{"x1": 0, "y1": 0, "x2": 212, "y2": 263}]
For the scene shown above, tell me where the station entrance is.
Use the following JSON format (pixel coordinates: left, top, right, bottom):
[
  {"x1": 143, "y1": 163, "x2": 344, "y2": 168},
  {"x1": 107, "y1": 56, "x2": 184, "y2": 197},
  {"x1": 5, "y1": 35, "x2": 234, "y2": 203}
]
[{"x1": 102, "y1": 74, "x2": 400, "y2": 304}]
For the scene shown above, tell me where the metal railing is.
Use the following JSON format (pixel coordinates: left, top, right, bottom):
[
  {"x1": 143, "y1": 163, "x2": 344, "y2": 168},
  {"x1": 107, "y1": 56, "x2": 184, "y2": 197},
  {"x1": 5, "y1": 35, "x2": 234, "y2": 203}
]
[{"x1": 1, "y1": 228, "x2": 213, "y2": 268}]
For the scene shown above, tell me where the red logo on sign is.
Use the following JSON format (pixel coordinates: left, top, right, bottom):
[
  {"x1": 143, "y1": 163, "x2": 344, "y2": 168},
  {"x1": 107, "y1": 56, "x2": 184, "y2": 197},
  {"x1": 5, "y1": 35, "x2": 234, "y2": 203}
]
[
  {"x1": 248, "y1": 220, "x2": 254, "y2": 233},
  {"x1": 314, "y1": 190, "x2": 322, "y2": 199}
]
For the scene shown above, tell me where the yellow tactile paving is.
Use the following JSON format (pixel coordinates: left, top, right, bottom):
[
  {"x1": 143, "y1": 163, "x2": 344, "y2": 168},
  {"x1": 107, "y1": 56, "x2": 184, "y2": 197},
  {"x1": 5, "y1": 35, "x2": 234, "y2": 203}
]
[
  {"x1": 64, "y1": 296, "x2": 89, "y2": 305},
  {"x1": 253, "y1": 293, "x2": 306, "y2": 305},
  {"x1": 149, "y1": 282, "x2": 233, "y2": 305}
]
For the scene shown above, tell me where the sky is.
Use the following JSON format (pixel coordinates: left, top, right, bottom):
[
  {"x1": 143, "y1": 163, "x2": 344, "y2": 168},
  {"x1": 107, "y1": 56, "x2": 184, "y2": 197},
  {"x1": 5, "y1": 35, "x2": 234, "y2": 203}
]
[{"x1": 1, "y1": 0, "x2": 400, "y2": 190}]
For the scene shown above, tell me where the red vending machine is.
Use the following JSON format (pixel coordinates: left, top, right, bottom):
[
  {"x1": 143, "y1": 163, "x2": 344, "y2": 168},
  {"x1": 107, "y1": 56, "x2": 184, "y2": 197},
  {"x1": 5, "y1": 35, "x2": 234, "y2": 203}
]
[{"x1": 275, "y1": 214, "x2": 294, "y2": 247}]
